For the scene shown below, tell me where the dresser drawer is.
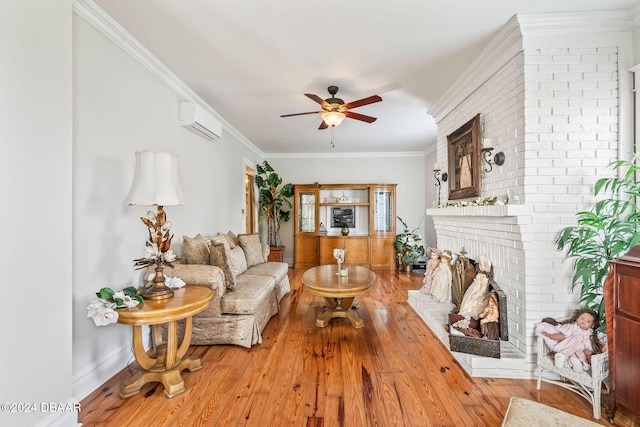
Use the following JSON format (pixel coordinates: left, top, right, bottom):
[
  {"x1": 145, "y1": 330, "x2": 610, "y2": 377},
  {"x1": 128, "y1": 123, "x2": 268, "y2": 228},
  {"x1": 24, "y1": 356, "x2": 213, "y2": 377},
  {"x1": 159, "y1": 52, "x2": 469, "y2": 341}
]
[{"x1": 616, "y1": 265, "x2": 640, "y2": 319}]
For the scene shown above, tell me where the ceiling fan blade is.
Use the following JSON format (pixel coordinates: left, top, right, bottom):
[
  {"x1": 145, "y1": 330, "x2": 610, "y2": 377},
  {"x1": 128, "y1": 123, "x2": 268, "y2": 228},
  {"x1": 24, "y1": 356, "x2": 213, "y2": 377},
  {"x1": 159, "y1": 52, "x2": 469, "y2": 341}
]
[
  {"x1": 345, "y1": 111, "x2": 377, "y2": 123},
  {"x1": 318, "y1": 120, "x2": 328, "y2": 130},
  {"x1": 342, "y1": 95, "x2": 382, "y2": 110},
  {"x1": 305, "y1": 93, "x2": 330, "y2": 109},
  {"x1": 280, "y1": 111, "x2": 321, "y2": 117}
]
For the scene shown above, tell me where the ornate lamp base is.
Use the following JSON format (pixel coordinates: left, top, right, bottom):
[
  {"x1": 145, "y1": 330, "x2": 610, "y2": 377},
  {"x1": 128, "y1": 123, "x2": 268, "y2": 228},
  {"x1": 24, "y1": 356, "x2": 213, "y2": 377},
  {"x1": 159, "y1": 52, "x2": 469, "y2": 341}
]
[{"x1": 143, "y1": 266, "x2": 174, "y2": 300}]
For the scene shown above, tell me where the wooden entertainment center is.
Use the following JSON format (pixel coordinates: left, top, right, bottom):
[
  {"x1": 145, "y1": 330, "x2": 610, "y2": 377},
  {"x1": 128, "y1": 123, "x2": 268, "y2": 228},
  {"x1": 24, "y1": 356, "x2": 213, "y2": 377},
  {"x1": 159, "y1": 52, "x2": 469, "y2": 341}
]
[{"x1": 293, "y1": 183, "x2": 396, "y2": 270}]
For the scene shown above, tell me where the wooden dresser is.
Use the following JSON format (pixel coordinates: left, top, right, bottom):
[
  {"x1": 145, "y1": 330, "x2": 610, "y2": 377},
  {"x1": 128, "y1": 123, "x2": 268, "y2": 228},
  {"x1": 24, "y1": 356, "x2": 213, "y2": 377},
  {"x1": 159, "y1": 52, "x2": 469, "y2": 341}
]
[{"x1": 604, "y1": 244, "x2": 640, "y2": 421}]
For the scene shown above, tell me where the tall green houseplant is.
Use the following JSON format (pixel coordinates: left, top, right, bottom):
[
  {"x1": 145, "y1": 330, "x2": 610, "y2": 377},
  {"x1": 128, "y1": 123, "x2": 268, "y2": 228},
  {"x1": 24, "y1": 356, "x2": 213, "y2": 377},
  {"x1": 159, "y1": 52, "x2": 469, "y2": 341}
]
[
  {"x1": 256, "y1": 161, "x2": 294, "y2": 248},
  {"x1": 556, "y1": 154, "x2": 640, "y2": 328}
]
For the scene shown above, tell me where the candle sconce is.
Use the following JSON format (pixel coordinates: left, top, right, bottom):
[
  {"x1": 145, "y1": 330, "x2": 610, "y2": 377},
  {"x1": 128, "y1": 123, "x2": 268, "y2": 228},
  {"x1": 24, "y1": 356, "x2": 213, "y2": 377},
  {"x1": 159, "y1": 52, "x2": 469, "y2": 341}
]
[
  {"x1": 481, "y1": 147, "x2": 505, "y2": 173},
  {"x1": 433, "y1": 169, "x2": 448, "y2": 207}
]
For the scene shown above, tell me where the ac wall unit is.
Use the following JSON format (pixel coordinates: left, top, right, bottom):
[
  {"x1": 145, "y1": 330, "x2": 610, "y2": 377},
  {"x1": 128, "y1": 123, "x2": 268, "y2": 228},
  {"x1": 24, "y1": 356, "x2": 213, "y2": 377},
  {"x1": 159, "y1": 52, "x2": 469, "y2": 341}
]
[{"x1": 179, "y1": 102, "x2": 222, "y2": 140}]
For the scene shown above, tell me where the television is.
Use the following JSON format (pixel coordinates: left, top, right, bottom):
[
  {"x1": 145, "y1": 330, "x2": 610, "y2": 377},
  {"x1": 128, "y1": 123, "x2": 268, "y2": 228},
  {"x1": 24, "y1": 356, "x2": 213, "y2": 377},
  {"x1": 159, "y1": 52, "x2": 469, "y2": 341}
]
[{"x1": 332, "y1": 206, "x2": 355, "y2": 228}]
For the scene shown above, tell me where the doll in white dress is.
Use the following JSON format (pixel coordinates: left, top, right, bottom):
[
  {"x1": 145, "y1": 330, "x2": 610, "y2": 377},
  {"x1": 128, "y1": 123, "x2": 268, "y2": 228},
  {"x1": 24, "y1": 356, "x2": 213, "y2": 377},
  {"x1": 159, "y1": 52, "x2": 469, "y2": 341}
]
[
  {"x1": 458, "y1": 255, "x2": 493, "y2": 318},
  {"x1": 430, "y1": 250, "x2": 453, "y2": 303},
  {"x1": 420, "y1": 247, "x2": 440, "y2": 295}
]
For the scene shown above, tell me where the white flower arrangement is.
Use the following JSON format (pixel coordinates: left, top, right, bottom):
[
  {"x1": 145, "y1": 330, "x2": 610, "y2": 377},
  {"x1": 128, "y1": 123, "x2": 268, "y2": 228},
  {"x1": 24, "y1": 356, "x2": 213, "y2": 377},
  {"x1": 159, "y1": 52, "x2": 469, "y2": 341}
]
[
  {"x1": 86, "y1": 286, "x2": 143, "y2": 327},
  {"x1": 87, "y1": 276, "x2": 186, "y2": 327},
  {"x1": 133, "y1": 210, "x2": 178, "y2": 271},
  {"x1": 146, "y1": 274, "x2": 186, "y2": 290},
  {"x1": 436, "y1": 196, "x2": 497, "y2": 209}
]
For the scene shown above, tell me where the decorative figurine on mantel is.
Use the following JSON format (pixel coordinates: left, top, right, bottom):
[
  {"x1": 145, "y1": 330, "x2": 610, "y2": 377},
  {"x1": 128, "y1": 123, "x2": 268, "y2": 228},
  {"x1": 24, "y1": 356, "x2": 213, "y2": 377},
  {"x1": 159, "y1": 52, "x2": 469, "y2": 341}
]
[
  {"x1": 420, "y1": 247, "x2": 441, "y2": 295},
  {"x1": 430, "y1": 250, "x2": 453, "y2": 303}
]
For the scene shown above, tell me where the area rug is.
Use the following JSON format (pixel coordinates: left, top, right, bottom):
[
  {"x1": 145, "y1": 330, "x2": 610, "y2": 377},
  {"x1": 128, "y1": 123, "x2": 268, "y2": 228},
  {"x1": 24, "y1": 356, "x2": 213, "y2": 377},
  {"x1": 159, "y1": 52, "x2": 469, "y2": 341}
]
[{"x1": 501, "y1": 397, "x2": 600, "y2": 426}]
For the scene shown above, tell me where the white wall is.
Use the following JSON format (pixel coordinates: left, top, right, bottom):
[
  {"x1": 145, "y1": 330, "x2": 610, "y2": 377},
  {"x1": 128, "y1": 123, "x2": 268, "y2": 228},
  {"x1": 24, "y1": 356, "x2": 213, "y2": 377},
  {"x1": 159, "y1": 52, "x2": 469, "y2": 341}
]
[
  {"x1": 0, "y1": 1, "x2": 75, "y2": 427},
  {"x1": 266, "y1": 154, "x2": 428, "y2": 264},
  {"x1": 71, "y1": 12, "x2": 262, "y2": 400}
]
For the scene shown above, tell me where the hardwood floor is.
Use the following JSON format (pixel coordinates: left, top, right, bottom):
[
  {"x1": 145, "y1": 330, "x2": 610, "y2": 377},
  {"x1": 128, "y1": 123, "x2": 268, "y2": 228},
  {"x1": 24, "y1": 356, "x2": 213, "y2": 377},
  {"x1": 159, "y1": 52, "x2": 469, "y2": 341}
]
[{"x1": 80, "y1": 269, "x2": 640, "y2": 426}]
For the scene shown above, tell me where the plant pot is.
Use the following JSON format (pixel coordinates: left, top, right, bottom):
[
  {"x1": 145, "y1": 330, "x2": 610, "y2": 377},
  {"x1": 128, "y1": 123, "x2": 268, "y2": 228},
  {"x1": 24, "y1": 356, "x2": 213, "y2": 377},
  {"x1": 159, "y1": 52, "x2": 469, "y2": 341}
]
[
  {"x1": 268, "y1": 246, "x2": 284, "y2": 262},
  {"x1": 404, "y1": 264, "x2": 413, "y2": 273}
]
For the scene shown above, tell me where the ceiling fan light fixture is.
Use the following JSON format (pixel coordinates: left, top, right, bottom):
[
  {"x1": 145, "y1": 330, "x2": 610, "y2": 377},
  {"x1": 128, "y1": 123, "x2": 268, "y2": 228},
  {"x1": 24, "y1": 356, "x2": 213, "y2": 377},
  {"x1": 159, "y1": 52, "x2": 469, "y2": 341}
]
[{"x1": 322, "y1": 111, "x2": 346, "y2": 127}]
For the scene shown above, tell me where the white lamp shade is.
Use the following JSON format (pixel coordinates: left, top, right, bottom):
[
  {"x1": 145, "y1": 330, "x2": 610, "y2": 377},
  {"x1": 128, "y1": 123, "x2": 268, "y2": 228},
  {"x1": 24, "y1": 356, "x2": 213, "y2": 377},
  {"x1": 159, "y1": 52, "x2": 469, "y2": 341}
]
[
  {"x1": 124, "y1": 151, "x2": 186, "y2": 206},
  {"x1": 322, "y1": 111, "x2": 346, "y2": 127}
]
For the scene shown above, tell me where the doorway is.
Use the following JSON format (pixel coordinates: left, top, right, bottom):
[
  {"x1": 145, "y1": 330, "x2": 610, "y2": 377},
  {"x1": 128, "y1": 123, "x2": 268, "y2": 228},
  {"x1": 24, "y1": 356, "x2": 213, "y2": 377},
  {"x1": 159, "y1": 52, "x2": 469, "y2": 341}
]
[{"x1": 245, "y1": 167, "x2": 256, "y2": 233}]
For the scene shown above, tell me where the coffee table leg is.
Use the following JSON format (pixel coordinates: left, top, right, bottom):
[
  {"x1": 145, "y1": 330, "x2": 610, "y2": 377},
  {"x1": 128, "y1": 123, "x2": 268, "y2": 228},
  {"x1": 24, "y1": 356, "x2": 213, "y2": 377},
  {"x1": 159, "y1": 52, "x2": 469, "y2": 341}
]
[{"x1": 316, "y1": 297, "x2": 364, "y2": 328}]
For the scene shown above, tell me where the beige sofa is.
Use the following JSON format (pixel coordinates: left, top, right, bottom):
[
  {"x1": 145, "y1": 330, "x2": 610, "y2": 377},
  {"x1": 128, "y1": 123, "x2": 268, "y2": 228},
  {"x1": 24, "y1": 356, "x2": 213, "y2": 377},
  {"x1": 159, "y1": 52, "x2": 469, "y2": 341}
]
[{"x1": 158, "y1": 232, "x2": 290, "y2": 348}]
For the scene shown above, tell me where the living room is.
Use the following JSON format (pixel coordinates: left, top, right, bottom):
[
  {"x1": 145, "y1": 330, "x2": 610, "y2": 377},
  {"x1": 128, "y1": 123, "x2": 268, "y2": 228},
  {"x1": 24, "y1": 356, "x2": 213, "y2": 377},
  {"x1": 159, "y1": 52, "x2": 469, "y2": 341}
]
[{"x1": 3, "y1": 1, "x2": 640, "y2": 426}]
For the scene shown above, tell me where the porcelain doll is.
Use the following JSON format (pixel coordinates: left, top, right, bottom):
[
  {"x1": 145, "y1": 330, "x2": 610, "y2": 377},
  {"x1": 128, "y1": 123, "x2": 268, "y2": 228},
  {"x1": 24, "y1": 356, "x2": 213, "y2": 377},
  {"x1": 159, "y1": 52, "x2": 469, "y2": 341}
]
[
  {"x1": 536, "y1": 308, "x2": 601, "y2": 372},
  {"x1": 419, "y1": 247, "x2": 440, "y2": 295},
  {"x1": 479, "y1": 292, "x2": 500, "y2": 340},
  {"x1": 458, "y1": 255, "x2": 493, "y2": 319},
  {"x1": 430, "y1": 250, "x2": 453, "y2": 303}
]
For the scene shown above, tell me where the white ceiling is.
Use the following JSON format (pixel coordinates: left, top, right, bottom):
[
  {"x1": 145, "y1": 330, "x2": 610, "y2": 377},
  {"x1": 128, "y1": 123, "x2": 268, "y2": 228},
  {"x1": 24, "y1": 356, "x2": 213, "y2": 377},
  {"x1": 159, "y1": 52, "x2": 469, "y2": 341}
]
[{"x1": 93, "y1": 0, "x2": 638, "y2": 154}]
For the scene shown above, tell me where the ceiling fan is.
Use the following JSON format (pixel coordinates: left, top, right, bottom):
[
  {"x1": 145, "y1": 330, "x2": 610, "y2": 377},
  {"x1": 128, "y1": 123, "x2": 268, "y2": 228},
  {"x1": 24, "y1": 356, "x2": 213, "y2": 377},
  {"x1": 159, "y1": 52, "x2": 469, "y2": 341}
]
[{"x1": 281, "y1": 86, "x2": 382, "y2": 130}]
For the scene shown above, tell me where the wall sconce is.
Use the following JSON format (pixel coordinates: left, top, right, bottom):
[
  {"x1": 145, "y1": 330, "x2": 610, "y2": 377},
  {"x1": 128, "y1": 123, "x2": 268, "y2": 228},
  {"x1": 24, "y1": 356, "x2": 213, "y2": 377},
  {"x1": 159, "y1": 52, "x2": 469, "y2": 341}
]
[
  {"x1": 433, "y1": 163, "x2": 448, "y2": 206},
  {"x1": 481, "y1": 140, "x2": 505, "y2": 172}
]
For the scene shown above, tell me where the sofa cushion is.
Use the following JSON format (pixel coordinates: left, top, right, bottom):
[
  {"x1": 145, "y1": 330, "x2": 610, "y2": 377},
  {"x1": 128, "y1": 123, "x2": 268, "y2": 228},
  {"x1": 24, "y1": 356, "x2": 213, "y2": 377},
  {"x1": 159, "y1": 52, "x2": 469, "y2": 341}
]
[
  {"x1": 245, "y1": 262, "x2": 289, "y2": 285},
  {"x1": 209, "y1": 237, "x2": 237, "y2": 291},
  {"x1": 238, "y1": 233, "x2": 265, "y2": 267},
  {"x1": 182, "y1": 234, "x2": 210, "y2": 265},
  {"x1": 220, "y1": 275, "x2": 275, "y2": 315}
]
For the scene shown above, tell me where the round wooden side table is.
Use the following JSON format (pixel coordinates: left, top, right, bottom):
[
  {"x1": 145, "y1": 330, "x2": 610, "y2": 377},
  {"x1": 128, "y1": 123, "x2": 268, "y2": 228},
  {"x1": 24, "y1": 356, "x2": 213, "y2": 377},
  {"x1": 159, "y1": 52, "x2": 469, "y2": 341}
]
[{"x1": 116, "y1": 285, "x2": 213, "y2": 398}]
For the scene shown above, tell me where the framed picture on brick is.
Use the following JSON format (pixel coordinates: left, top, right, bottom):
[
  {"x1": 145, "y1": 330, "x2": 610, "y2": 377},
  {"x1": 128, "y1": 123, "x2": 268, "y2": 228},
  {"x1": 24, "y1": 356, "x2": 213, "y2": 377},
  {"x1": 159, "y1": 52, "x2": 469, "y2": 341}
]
[{"x1": 447, "y1": 114, "x2": 481, "y2": 200}]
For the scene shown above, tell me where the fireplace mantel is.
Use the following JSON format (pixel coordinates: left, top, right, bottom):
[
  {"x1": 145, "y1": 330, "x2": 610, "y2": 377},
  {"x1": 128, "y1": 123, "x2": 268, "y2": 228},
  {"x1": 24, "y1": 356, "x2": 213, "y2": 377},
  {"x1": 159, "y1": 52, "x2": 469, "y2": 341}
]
[{"x1": 427, "y1": 204, "x2": 532, "y2": 217}]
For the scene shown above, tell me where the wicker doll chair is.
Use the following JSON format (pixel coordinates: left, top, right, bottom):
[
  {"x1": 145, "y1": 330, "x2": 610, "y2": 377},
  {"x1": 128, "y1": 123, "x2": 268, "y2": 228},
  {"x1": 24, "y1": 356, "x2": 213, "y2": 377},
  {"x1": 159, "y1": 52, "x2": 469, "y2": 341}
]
[{"x1": 536, "y1": 334, "x2": 609, "y2": 419}]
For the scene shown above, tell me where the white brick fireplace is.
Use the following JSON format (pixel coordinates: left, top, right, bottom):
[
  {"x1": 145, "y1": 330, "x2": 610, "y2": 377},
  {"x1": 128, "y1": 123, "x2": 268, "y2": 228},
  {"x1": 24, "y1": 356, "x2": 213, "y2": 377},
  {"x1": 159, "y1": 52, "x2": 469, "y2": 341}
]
[{"x1": 411, "y1": 13, "x2": 632, "y2": 378}]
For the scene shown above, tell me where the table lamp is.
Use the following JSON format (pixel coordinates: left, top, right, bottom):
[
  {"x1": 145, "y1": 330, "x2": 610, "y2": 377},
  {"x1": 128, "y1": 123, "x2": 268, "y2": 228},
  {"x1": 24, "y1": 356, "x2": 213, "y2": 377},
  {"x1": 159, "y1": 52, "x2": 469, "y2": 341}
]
[{"x1": 124, "y1": 151, "x2": 186, "y2": 300}]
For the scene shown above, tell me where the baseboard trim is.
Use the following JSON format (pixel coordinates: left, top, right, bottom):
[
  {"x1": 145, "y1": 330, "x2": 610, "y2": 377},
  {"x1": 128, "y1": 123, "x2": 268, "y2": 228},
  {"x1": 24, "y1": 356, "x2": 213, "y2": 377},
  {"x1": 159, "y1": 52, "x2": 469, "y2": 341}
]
[
  {"x1": 34, "y1": 398, "x2": 82, "y2": 427},
  {"x1": 72, "y1": 341, "x2": 135, "y2": 400}
]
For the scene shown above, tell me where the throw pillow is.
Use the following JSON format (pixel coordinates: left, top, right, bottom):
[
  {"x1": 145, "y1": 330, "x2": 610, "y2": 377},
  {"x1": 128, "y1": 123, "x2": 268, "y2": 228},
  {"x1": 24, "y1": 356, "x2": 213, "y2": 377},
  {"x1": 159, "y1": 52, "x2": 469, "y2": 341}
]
[
  {"x1": 182, "y1": 234, "x2": 210, "y2": 265},
  {"x1": 216, "y1": 230, "x2": 239, "y2": 249},
  {"x1": 238, "y1": 233, "x2": 266, "y2": 267},
  {"x1": 209, "y1": 236, "x2": 236, "y2": 290},
  {"x1": 228, "y1": 246, "x2": 248, "y2": 276}
]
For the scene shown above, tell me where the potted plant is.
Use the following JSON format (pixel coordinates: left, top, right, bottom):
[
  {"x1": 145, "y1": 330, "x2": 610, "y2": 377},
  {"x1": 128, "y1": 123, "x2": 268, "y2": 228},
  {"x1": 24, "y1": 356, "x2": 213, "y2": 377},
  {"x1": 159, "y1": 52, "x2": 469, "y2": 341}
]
[
  {"x1": 256, "y1": 161, "x2": 294, "y2": 261},
  {"x1": 393, "y1": 216, "x2": 425, "y2": 273},
  {"x1": 556, "y1": 154, "x2": 640, "y2": 329}
]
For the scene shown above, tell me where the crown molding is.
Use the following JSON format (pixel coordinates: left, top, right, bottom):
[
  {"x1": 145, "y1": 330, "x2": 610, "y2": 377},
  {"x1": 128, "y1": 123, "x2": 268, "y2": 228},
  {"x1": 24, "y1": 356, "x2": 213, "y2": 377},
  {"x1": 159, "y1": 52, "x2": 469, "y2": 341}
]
[
  {"x1": 72, "y1": 0, "x2": 265, "y2": 157},
  {"x1": 263, "y1": 151, "x2": 426, "y2": 159},
  {"x1": 429, "y1": 15, "x2": 523, "y2": 122},
  {"x1": 517, "y1": 10, "x2": 634, "y2": 36},
  {"x1": 429, "y1": 9, "x2": 637, "y2": 123}
]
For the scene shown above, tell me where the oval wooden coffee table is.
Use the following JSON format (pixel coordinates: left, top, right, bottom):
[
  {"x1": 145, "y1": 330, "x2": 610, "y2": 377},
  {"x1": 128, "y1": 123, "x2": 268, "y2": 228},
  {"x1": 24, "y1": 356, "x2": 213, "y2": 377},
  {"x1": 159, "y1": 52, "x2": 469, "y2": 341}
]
[{"x1": 302, "y1": 264, "x2": 376, "y2": 328}]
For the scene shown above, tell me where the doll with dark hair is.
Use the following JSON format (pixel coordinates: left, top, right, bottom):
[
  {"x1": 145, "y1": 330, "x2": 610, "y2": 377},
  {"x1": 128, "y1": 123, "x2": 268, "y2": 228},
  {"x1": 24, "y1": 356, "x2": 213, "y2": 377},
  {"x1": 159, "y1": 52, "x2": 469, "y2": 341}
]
[{"x1": 535, "y1": 308, "x2": 602, "y2": 372}]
